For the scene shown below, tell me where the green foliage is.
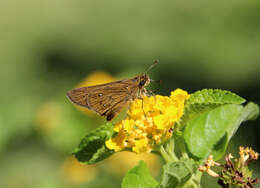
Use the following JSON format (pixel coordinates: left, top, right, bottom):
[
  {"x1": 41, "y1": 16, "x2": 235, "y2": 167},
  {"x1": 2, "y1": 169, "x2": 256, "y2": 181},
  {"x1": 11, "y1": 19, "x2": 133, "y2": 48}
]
[
  {"x1": 179, "y1": 89, "x2": 245, "y2": 127},
  {"x1": 186, "y1": 89, "x2": 245, "y2": 104},
  {"x1": 159, "y1": 158, "x2": 197, "y2": 188},
  {"x1": 182, "y1": 89, "x2": 259, "y2": 161},
  {"x1": 184, "y1": 104, "x2": 243, "y2": 160},
  {"x1": 73, "y1": 123, "x2": 115, "y2": 164},
  {"x1": 240, "y1": 102, "x2": 260, "y2": 121},
  {"x1": 122, "y1": 160, "x2": 158, "y2": 188}
]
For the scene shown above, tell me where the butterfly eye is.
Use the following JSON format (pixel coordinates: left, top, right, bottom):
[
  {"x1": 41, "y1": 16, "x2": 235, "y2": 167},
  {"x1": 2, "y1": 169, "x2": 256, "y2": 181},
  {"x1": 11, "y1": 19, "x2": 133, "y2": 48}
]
[{"x1": 139, "y1": 80, "x2": 146, "y2": 86}]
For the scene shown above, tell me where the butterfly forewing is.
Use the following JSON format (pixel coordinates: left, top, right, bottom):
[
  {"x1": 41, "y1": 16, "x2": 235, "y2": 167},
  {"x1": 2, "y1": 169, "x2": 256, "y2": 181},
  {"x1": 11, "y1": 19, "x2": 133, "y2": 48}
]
[
  {"x1": 67, "y1": 87, "x2": 89, "y2": 107},
  {"x1": 67, "y1": 77, "x2": 142, "y2": 120}
]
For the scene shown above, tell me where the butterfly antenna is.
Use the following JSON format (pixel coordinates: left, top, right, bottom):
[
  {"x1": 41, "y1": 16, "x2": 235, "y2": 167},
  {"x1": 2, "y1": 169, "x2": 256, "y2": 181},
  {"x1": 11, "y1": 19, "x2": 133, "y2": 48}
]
[
  {"x1": 144, "y1": 59, "x2": 159, "y2": 74},
  {"x1": 150, "y1": 79, "x2": 162, "y2": 84}
]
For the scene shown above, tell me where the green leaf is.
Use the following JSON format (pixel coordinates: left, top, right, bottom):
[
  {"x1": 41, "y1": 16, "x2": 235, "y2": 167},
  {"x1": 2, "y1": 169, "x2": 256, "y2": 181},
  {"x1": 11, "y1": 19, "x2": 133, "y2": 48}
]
[
  {"x1": 73, "y1": 123, "x2": 115, "y2": 164},
  {"x1": 186, "y1": 89, "x2": 245, "y2": 105},
  {"x1": 240, "y1": 102, "x2": 259, "y2": 121},
  {"x1": 160, "y1": 158, "x2": 196, "y2": 188},
  {"x1": 122, "y1": 160, "x2": 158, "y2": 188},
  {"x1": 184, "y1": 104, "x2": 242, "y2": 160},
  {"x1": 212, "y1": 103, "x2": 259, "y2": 159},
  {"x1": 183, "y1": 103, "x2": 259, "y2": 161},
  {"x1": 179, "y1": 89, "x2": 245, "y2": 127}
]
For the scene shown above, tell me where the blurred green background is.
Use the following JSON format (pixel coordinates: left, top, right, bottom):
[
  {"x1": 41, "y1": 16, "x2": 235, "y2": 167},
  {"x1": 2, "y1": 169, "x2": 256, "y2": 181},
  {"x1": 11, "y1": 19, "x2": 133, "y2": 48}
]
[{"x1": 1, "y1": 0, "x2": 260, "y2": 187}]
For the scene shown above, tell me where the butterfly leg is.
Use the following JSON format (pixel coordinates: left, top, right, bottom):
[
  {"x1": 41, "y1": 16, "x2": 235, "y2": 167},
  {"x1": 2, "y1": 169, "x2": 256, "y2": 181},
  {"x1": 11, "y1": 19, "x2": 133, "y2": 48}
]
[
  {"x1": 137, "y1": 89, "x2": 149, "y2": 120},
  {"x1": 139, "y1": 95, "x2": 150, "y2": 122},
  {"x1": 141, "y1": 97, "x2": 147, "y2": 119}
]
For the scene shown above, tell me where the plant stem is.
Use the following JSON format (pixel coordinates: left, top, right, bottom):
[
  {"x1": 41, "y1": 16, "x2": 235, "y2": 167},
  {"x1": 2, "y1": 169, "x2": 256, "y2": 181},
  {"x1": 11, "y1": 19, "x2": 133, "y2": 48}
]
[
  {"x1": 182, "y1": 152, "x2": 189, "y2": 159},
  {"x1": 166, "y1": 138, "x2": 179, "y2": 162},
  {"x1": 160, "y1": 145, "x2": 173, "y2": 163}
]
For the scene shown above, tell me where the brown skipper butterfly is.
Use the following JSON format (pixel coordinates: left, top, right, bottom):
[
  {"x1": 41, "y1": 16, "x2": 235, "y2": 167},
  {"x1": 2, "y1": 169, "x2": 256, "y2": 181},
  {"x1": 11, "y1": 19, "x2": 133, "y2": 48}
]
[{"x1": 67, "y1": 60, "x2": 158, "y2": 121}]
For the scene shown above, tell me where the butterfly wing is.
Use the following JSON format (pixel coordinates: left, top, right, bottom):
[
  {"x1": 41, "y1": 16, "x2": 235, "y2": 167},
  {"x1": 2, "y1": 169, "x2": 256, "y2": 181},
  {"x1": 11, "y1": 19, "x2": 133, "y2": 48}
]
[
  {"x1": 67, "y1": 87, "x2": 89, "y2": 107},
  {"x1": 67, "y1": 78, "x2": 140, "y2": 120},
  {"x1": 102, "y1": 99, "x2": 130, "y2": 121}
]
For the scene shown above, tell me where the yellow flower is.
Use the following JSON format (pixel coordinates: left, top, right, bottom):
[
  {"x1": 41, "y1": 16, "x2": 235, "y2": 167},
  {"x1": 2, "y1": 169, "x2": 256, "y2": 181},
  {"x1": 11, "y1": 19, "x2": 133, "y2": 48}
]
[
  {"x1": 133, "y1": 138, "x2": 151, "y2": 153},
  {"x1": 239, "y1": 146, "x2": 259, "y2": 165},
  {"x1": 105, "y1": 89, "x2": 189, "y2": 154},
  {"x1": 198, "y1": 155, "x2": 220, "y2": 177},
  {"x1": 105, "y1": 130, "x2": 127, "y2": 152},
  {"x1": 74, "y1": 71, "x2": 116, "y2": 116}
]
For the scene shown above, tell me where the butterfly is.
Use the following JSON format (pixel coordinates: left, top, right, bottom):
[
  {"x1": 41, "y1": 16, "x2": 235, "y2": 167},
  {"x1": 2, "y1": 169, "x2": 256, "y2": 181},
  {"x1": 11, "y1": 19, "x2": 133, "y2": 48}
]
[{"x1": 67, "y1": 60, "x2": 158, "y2": 121}]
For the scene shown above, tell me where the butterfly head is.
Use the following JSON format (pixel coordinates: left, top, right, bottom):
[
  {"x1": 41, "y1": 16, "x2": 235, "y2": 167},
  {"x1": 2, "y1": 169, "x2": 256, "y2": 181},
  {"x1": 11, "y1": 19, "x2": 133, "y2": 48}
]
[
  {"x1": 137, "y1": 59, "x2": 158, "y2": 89},
  {"x1": 138, "y1": 73, "x2": 150, "y2": 89}
]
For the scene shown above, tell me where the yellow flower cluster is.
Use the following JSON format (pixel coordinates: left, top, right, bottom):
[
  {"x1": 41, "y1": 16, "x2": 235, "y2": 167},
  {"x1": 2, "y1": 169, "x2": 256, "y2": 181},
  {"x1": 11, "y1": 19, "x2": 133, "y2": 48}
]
[
  {"x1": 239, "y1": 146, "x2": 259, "y2": 165},
  {"x1": 199, "y1": 147, "x2": 259, "y2": 178},
  {"x1": 105, "y1": 89, "x2": 189, "y2": 154},
  {"x1": 198, "y1": 155, "x2": 220, "y2": 177}
]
